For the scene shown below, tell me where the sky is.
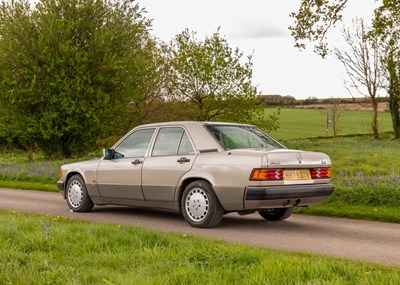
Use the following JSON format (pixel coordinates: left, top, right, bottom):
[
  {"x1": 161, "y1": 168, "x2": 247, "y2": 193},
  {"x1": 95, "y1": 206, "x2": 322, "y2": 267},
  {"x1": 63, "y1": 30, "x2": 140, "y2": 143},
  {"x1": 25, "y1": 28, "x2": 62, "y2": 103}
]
[{"x1": 137, "y1": 0, "x2": 379, "y2": 99}]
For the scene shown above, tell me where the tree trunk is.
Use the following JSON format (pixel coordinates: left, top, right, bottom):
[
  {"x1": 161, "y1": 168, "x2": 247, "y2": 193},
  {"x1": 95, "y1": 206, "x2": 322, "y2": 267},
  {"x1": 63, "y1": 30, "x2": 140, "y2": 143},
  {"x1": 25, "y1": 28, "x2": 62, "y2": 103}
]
[
  {"x1": 332, "y1": 111, "x2": 338, "y2": 137},
  {"x1": 389, "y1": 95, "x2": 400, "y2": 139},
  {"x1": 387, "y1": 56, "x2": 400, "y2": 139},
  {"x1": 371, "y1": 98, "x2": 379, "y2": 139},
  {"x1": 27, "y1": 143, "x2": 35, "y2": 162}
]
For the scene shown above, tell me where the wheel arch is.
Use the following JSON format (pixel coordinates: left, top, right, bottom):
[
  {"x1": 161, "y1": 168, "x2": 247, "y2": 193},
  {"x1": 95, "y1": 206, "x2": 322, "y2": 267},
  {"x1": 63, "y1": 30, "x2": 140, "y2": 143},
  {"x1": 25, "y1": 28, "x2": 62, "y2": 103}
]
[
  {"x1": 178, "y1": 178, "x2": 208, "y2": 211},
  {"x1": 64, "y1": 171, "x2": 85, "y2": 199},
  {"x1": 177, "y1": 177, "x2": 226, "y2": 213}
]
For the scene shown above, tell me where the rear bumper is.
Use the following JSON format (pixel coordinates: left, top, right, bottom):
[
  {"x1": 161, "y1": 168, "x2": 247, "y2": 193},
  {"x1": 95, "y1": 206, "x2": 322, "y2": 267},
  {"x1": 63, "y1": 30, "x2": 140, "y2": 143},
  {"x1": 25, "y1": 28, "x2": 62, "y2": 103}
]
[{"x1": 244, "y1": 183, "x2": 334, "y2": 209}]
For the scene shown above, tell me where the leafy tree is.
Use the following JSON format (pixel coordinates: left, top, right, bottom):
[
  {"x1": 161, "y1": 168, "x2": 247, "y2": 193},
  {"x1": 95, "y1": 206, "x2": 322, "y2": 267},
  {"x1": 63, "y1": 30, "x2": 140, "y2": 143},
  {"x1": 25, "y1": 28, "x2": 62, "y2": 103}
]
[
  {"x1": 163, "y1": 29, "x2": 280, "y2": 131},
  {"x1": 0, "y1": 0, "x2": 157, "y2": 158},
  {"x1": 335, "y1": 18, "x2": 383, "y2": 139},
  {"x1": 372, "y1": 0, "x2": 400, "y2": 138},
  {"x1": 304, "y1": 97, "x2": 319, "y2": 105},
  {"x1": 290, "y1": 0, "x2": 348, "y2": 58}
]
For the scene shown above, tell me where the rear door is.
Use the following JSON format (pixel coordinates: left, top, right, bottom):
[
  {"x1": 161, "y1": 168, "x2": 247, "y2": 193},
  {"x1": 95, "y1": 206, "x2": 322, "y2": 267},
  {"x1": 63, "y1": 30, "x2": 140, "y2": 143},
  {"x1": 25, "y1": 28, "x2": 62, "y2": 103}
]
[{"x1": 142, "y1": 127, "x2": 196, "y2": 202}]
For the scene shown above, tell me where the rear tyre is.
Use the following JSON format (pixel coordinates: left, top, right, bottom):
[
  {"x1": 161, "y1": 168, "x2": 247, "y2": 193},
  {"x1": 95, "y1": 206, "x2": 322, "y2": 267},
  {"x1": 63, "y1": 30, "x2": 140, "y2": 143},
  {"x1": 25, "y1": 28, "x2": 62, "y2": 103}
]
[
  {"x1": 258, "y1": 208, "x2": 293, "y2": 221},
  {"x1": 66, "y1": 175, "x2": 94, "y2": 212},
  {"x1": 181, "y1": 180, "x2": 224, "y2": 228}
]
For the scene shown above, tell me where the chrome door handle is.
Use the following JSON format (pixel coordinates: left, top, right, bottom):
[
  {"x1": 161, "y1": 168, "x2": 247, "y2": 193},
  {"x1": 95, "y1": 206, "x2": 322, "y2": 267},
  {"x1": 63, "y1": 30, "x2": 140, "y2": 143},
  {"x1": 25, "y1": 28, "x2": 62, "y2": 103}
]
[
  {"x1": 131, "y1": 159, "x2": 143, "y2": 165},
  {"x1": 177, "y1": 157, "x2": 190, "y2": 163}
]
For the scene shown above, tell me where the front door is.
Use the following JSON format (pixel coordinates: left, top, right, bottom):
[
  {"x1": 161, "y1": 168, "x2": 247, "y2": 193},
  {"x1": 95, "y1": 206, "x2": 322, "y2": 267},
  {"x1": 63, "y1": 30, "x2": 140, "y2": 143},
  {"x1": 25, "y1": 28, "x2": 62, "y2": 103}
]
[{"x1": 97, "y1": 128, "x2": 155, "y2": 200}]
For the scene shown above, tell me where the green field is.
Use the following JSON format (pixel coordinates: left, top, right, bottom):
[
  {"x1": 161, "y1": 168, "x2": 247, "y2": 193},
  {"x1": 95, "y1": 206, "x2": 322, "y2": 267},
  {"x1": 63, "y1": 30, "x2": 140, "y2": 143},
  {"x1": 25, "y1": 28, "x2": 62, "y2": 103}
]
[{"x1": 266, "y1": 108, "x2": 393, "y2": 140}]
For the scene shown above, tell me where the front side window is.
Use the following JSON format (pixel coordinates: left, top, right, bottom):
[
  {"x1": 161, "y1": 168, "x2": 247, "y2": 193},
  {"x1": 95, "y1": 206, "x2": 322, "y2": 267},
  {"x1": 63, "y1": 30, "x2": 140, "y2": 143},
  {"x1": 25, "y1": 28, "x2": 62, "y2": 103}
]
[
  {"x1": 206, "y1": 125, "x2": 285, "y2": 150},
  {"x1": 152, "y1": 127, "x2": 195, "y2": 156},
  {"x1": 114, "y1": 128, "x2": 155, "y2": 158}
]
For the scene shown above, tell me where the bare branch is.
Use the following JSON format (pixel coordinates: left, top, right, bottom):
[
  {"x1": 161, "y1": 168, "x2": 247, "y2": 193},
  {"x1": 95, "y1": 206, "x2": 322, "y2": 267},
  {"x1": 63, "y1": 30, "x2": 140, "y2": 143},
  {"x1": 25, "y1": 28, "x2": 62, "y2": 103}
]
[{"x1": 335, "y1": 18, "x2": 384, "y2": 138}]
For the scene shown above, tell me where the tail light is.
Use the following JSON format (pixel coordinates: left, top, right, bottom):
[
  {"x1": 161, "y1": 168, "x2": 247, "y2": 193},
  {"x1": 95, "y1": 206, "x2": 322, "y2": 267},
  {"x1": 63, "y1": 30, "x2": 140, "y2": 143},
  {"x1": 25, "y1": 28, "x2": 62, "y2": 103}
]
[
  {"x1": 250, "y1": 169, "x2": 283, "y2": 181},
  {"x1": 311, "y1": 168, "x2": 331, "y2": 179}
]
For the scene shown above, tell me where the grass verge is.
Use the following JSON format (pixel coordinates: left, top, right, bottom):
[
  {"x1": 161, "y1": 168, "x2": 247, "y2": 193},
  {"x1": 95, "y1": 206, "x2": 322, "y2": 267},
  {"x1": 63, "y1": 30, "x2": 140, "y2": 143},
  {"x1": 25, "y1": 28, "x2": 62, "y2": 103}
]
[
  {"x1": 1, "y1": 210, "x2": 399, "y2": 284},
  {"x1": 295, "y1": 204, "x2": 400, "y2": 224},
  {"x1": 0, "y1": 180, "x2": 58, "y2": 192}
]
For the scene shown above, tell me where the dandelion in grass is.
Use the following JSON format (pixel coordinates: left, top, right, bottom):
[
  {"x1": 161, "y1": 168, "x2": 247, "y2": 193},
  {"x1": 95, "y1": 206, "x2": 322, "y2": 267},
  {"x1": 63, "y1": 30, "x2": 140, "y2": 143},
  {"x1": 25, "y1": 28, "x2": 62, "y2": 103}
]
[{"x1": 53, "y1": 216, "x2": 62, "y2": 221}]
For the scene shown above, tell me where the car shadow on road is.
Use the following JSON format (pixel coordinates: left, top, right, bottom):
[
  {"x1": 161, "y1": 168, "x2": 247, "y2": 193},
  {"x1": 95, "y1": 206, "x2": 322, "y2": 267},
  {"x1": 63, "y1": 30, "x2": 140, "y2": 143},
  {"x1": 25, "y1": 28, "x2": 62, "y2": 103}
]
[
  {"x1": 218, "y1": 213, "x2": 315, "y2": 232},
  {"x1": 90, "y1": 205, "x2": 184, "y2": 222},
  {"x1": 89, "y1": 205, "x2": 314, "y2": 232}
]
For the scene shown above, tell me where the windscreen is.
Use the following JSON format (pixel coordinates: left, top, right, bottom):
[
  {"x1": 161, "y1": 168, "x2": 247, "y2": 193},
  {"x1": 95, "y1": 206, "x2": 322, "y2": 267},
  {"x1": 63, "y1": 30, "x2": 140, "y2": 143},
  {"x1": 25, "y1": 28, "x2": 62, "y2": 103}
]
[{"x1": 206, "y1": 125, "x2": 285, "y2": 150}]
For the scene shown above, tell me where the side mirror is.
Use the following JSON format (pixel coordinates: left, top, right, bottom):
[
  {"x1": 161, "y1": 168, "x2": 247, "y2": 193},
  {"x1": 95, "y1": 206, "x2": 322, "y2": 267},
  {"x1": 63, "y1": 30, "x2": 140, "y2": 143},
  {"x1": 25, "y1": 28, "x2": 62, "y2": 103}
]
[{"x1": 103, "y1": 148, "x2": 114, "y2": 160}]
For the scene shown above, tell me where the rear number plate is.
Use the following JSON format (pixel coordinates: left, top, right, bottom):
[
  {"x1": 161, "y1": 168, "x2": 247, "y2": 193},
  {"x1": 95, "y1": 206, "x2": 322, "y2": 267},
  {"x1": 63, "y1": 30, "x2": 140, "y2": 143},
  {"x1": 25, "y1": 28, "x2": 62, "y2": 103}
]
[{"x1": 283, "y1": 170, "x2": 311, "y2": 180}]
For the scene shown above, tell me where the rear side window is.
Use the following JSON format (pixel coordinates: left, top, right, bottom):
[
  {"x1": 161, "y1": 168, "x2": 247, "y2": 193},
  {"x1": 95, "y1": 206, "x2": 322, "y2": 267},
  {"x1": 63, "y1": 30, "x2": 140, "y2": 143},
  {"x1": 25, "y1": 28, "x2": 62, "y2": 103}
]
[
  {"x1": 152, "y1": 127, "x2": 195, "y2": 156},
  {"x1": 206, "y1": 125, "x2": 285, "y2": 150},
  {"x1": 178, "y1": 132, "x2": 195, "y2": 155}
]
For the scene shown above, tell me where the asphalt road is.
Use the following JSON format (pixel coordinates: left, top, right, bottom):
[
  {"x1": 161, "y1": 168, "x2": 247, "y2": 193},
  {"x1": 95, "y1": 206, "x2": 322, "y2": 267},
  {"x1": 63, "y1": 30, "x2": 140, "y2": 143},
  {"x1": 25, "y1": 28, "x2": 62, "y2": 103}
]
[{"x1": 1, "y1": 188, "x2": 399, "y2": 266}]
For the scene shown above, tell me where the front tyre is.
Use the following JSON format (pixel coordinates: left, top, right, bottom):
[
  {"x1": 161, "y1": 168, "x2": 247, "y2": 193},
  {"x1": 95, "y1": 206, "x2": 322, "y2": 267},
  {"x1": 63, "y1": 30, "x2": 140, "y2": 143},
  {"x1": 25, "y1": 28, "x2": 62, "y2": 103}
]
[
  {"x1": 66, "y1": 175, "x2": 94, "y2": 212},
  {"x1": 258, "y1": 208, "x2": 293, "y2": 221},
  {"x1": 181, "y1": 180, "x2": 224, "y2": 228}
]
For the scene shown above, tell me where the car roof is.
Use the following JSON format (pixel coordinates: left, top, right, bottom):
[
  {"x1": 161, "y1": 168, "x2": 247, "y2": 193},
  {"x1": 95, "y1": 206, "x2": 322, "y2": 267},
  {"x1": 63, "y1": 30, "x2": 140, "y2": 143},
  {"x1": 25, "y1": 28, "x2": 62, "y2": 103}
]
[
  {"x1": 136, "y1": 121, "x2": 255, "y2": 128},
  {"x1": 129, "y1": 121, "x2": 256, "y2": 153}
]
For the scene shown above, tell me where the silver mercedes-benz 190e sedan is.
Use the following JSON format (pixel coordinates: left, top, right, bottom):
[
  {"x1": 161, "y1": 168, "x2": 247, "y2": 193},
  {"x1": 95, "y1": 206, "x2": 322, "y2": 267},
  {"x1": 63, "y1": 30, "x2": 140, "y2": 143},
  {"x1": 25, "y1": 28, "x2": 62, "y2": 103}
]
[{"x1": 57, "y1": 121, "x2": 334, "y2": 228}]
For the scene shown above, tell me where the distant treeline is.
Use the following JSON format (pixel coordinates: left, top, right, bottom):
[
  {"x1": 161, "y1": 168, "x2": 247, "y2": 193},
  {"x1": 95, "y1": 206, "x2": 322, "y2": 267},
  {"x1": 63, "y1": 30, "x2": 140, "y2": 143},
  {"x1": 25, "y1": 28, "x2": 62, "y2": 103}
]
[{"x1": 259, "y1": 95, "x2": 389, "y2": 106}]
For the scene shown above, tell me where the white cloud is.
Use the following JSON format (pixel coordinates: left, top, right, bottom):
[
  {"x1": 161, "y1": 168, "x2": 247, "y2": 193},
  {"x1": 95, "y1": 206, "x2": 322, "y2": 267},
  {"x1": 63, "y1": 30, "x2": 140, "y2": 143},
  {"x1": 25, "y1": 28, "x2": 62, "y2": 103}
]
[{"x1": 228, "y1": 21, "x2": 288, "y2": 39}]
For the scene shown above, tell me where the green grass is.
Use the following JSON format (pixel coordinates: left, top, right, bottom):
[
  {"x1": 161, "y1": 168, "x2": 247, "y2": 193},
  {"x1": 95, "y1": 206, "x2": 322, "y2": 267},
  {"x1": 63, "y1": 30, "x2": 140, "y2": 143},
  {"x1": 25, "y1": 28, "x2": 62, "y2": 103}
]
[
  {"x1": 0, "y1": 150, "x2": 62, "y2": 185},
  {"x1": 0, "y1": 180, "x2": 57, "y2": 192},
  {"x1": 266, "y1": 108, "x2": 393, "y2": 140},
  {"x1": 0, "y1": 149, "x2": 97, "y2": 192},
  {"x1": 1, "y1": 210, "x2": 399, "y2": 284},
  {"x1": 296, "y1": 204, "x2": 400, "y2": 223}
]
